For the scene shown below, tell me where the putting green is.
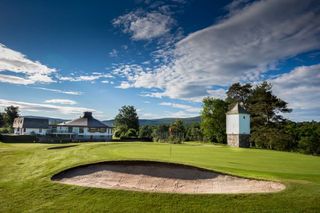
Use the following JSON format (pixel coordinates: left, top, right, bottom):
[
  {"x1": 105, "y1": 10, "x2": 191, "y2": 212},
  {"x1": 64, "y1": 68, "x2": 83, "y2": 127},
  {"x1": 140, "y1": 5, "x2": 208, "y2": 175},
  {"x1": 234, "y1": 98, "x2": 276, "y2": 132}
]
[{"x1": 0, "y1": 142, "x2": 319, "y2": 212}]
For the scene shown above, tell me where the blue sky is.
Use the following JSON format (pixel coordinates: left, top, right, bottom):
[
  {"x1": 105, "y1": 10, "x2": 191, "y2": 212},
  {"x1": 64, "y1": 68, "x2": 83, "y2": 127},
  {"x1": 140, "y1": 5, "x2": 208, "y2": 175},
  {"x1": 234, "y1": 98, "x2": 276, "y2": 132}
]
[{"x1": 0, "y1": 0, "x2": 319, "y2": 121}]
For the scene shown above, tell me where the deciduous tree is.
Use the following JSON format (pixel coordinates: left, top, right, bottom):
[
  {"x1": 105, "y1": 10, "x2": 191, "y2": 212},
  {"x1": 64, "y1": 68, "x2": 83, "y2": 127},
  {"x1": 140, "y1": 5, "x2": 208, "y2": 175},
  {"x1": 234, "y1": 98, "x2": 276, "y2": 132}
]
[{"x1": 200, "y1": 98, "x2": 228, "y2": 143}]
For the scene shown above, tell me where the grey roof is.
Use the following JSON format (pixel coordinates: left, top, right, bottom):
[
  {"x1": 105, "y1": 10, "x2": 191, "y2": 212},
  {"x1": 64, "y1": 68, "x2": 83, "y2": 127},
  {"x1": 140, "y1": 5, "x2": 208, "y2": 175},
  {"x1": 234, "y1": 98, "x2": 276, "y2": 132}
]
[
  {"x1": 13, "y1": 117, "x2": 49, "y2": 128},
  {"x1": 226, "y1": 103, "x2": 250, "y2": 115},
  {"x1": 58, "y1": 112, "x2": 109, "y2": 128}
]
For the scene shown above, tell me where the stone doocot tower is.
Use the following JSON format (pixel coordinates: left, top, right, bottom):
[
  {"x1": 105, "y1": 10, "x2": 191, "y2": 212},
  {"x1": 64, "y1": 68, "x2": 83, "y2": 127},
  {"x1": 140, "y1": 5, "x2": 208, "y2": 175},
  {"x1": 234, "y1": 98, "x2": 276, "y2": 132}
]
[{"x1": 226, "y1": 103, "x2": 250, "y2": 148}]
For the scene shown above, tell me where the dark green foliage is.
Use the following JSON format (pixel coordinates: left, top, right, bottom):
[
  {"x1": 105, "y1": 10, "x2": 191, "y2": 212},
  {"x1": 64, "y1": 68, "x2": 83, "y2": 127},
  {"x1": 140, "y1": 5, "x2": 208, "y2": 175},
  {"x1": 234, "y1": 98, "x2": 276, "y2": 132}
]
[
  {"x1": 113, "y1": 125, "x2": 128, "y2": 138},
  {"x1": 3, "y1": 106, "x2": 19, "y2": 128},
  {"x1": 226, "y1": 82, "x2": 252, "y2": 108},
  {"x1": 125, "y1": 128, "x2": 138, "y2": 138},
  {"x1": 0, "y1": 112, "x2": 4, "y2": 128},
  {"x1": 251, "y1": 125, "x2": 293, "y2": 151},
  {"x1": 139, "y1": 125, "x2": 153, "y2": 139},
  {"x1": 295, "y1": 121, "x2": 320, "y2": 155},
  {"x1": 169, "y1": 120, "x2": 185, "y2": 143},
  {"x1": 114, "y1": 105, "x2": 139, "y2": 137},
  {"x1": 200, "y1": 98, "x2": 228, "y2": 143},
  {"x1": 103, "y1": 116, "x2": 201, "y2": 127},
  {"x1": 185, "y1": 123, "x2": 203, "y2": 141},
  {"x1": 0, "y1": 106, "x2": 19, "y2": 133},
  {"x1": 152, "y1": 124, "x2": 169, "y2": 142},
  {"x1": 247, "y1": 82, "x2": 291, "y2": 127}
]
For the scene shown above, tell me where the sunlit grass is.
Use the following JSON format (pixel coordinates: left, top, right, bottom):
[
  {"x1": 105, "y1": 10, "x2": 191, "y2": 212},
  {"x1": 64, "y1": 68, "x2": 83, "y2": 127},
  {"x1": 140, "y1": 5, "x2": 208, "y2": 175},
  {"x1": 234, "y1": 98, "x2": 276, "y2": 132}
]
[{"x1": 0, "y1": 142, "x2": 319, "y2": 212}]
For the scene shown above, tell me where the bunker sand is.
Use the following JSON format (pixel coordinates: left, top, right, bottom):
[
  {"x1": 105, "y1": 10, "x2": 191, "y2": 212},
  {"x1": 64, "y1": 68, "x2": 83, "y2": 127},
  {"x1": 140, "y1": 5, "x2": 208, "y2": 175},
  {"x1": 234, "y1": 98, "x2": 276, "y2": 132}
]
[{"x1": 52, "y1": 161, "x2": 285, "y2": 194}]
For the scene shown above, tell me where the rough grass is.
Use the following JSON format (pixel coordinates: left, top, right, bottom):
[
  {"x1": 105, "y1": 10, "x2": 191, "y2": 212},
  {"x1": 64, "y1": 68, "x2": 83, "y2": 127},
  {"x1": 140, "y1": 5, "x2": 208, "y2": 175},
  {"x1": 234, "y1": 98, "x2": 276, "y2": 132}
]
[{"x1": 0, "y1": 142, "x2": 319, "y2": 212}]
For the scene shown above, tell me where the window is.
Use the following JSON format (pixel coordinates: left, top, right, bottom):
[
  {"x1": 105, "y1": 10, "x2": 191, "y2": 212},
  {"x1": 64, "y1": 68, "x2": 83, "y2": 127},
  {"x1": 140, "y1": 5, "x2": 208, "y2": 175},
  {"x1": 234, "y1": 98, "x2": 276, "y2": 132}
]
[
  {"x1": 68, "y1": 127, "x2": 73, "y2": 133},
  {"x1": 99, "y1": 128, "x2": 106, "y2": 133},
  {"x1": 243, "y1": 116, "x2": 245, "y2": 119},
  {"x1": 39, "y1": 128, "x2": 42, "y2": 133},
  {"x1": 51, "y1": 126, "x2": 57, "y2": 133},
  {"x1": 88, "y1": 128, "x2": 98, "y2": 133},
  {"x1": 79, "y1": 127, "x2": 84, "y2": 133}
]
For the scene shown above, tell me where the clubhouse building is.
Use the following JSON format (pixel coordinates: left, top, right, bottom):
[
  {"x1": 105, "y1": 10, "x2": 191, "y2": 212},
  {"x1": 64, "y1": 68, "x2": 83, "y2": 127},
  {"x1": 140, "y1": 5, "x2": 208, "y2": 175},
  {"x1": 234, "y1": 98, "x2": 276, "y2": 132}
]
[{"x1": 13, "y1": 112, "x2": 112, "y2": 141}]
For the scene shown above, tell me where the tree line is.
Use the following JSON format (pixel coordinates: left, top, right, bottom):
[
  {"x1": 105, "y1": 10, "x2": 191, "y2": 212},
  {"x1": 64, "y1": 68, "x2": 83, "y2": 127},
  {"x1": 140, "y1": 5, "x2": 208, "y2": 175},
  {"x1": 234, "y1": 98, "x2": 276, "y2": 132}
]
[
  {"x1": 0, "y1": 81, "x2": 319, "y2": 155},
  {"x1": 114, "y1": 81, "x2": 320, "y2": 155}
]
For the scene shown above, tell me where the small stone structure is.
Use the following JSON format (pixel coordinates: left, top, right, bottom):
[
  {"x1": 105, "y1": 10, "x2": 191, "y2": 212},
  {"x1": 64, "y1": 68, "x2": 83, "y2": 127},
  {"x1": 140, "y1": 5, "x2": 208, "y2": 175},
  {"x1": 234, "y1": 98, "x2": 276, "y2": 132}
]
[
  {"x1": 226, "y1": 103, "x2": 250, "y2": 148},
  {"x1": 227, "y1": 134, "x2": 250, "y2": 147}
]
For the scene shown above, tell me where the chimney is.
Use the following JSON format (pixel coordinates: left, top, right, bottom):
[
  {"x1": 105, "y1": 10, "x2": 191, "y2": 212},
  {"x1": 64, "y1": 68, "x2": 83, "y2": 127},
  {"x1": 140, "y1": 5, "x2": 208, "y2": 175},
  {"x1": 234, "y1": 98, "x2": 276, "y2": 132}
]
[{"x1": 83, "y1": 111, "x2": 93, "y2": 118}]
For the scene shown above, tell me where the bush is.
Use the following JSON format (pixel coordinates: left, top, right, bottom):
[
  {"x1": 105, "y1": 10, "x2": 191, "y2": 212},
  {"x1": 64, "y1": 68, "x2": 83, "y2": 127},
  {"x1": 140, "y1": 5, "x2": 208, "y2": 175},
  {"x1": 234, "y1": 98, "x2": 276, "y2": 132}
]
[
  {"x1": 298, "y1": 135, "x2": 320, "y2": 155},
  {"x1": 0, "y1": 127, "x2": 11, "y2": 134},
  {"x1": 113, "y1": 125, "x2": 128, "y2": 138},
  {"x1": 125, "y1": 128, "x2": 137, "y2": 138},
  {"x1": 139, "y1": 125, "x2": 153, "y2": 139}
]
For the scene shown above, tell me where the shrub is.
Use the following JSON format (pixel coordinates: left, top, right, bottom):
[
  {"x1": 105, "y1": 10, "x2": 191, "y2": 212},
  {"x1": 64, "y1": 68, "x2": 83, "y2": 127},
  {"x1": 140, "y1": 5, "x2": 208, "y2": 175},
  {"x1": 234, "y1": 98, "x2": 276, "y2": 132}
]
[{"x1": 125, "y1": 128, "x2": 137, "y2": 138}]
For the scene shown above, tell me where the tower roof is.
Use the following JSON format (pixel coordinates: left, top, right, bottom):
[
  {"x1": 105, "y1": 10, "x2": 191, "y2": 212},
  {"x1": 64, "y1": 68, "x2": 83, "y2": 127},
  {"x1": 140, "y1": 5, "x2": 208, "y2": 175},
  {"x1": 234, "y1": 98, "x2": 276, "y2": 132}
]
[{"x1": 226, "y1": 103, "x2": 249, "y2": 115}]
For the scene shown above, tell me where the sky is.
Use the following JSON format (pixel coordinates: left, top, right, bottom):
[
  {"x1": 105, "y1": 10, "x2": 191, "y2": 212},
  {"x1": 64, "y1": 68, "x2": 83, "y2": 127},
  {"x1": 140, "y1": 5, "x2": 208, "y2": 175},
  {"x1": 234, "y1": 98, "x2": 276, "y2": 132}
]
[{"x1": 0, "y1": 0, "x2": 319, "y2": 121}]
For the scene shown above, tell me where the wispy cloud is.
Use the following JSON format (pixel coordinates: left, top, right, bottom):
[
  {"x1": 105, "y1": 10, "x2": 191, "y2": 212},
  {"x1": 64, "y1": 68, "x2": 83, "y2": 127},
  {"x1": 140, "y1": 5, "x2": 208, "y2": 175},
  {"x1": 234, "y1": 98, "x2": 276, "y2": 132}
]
[
  {"x1": 271, "y1": 64, "x2": 320, "y2": 121},
  {"x1": 44, "y1": 99, "x2": 77, "y2": 105},
  {"x1": 113, "y1": 0, "x2": 320, "y2": 104},
  {"x1": 113, "y1": 9, "x2": 175, "y2": 40},
  {"x1": 109, "y1": 49, "x2": 118, "y2": 57},
  {"x1": 58, "y1": 72, "x2": 113, "y2": 82},
  {"x1": 0, "y1": 98, "x2": 95, "y2": 115},
  {"x1": 0, "y1": 43, "x2": 56, "y2": 85},
  {"x1": 34, "y1": 87, "x2": 82, "y2": 95},
  {"x1": 159, "y1": 102, "x2": 201, "y2": 113}
]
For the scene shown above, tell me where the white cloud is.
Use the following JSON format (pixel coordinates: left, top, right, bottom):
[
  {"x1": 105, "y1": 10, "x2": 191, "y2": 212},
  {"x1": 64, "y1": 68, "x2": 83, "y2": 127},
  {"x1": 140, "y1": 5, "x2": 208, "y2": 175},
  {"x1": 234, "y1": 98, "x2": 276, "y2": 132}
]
[
  {"x1": 113, "y1": 0, "x2": 320, "y2": 103},
  {"x1": 271, "y1": 64, "x2": 320, "y2": 121},
  {"x1": 109, "y1": 49, "x2": 118, "y2": 57},
  {"x1": 44, "y1": 99, "x2": 77, "y2": 105},
  {"x1": 159, "y1": 102, "x2": 201, "y2": 113},
  {"x1": 0, "y1": 43, "x2": 56, "y2": 85},
  {"x1": 0, "y1": 98, "x2": 95, "y2": 115},
  {"x1": 59, "y1": 73, "x2": 113, "y2": 82},
  {"x1": 113, "y1": 10, "x2": 175, "y2": 40},
  {"x1": 34, "y1": 87, "x2": 82, "y2": 95}
]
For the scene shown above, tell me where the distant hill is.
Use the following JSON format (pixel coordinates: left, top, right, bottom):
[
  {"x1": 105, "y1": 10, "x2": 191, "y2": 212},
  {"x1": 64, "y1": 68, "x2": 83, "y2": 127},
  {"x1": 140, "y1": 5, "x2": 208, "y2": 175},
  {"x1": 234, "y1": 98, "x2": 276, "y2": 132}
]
[{"x1": 103, "y1": 116, "x2": 201, "y2": 127}]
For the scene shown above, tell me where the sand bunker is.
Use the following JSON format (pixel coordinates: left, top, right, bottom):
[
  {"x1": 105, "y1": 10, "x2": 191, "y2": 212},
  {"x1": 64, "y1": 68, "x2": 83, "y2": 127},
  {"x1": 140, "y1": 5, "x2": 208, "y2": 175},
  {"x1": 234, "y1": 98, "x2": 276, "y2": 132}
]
[{"x1": 52, "y1": 161, "x2": 285, "y2": 194}]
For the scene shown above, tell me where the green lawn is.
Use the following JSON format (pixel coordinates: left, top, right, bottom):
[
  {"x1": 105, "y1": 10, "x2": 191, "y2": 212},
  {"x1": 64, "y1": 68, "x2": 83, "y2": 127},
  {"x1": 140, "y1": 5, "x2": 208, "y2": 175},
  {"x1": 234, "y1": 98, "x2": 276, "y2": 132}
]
[{"x1": 0, "y1": 142, "x2": 319, "y2": 212}]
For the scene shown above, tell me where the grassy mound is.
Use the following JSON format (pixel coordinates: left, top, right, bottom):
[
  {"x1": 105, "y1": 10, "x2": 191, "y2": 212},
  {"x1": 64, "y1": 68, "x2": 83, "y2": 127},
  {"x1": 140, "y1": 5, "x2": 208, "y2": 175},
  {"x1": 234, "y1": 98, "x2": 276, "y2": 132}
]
[{"x1": 0, "y1": 142, "x2": 319, "y2": 212}]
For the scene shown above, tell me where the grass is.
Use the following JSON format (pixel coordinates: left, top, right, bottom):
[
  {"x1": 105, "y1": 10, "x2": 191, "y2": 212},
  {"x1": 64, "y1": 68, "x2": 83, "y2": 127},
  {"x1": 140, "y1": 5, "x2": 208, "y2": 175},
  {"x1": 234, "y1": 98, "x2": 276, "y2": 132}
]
[{"x1": 0, "y1": 142, "x2": 319, "y2": 212}]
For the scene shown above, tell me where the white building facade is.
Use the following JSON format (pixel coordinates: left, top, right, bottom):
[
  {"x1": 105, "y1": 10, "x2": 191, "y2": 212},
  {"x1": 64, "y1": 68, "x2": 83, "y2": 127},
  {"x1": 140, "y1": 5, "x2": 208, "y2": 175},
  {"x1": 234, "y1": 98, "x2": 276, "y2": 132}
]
[
  {"x1": 13, "y1": 117, "x2": 48, "y2": 135},
  {"x1": 226, "y1": 103, "x2": 250, "y2": 148},
  {"x1": 13, "y1": 112, "x2": 113, "y2": 141}
]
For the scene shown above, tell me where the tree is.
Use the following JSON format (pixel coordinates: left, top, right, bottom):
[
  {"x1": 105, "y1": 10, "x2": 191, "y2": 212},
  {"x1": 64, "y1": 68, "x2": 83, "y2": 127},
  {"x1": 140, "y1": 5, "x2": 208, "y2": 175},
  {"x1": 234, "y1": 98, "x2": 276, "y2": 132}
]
[
  {"x1": 125, "y1": 128, "x2": 138, "y2": 138},
  {"x1": 247, "y1": 81, "x2": 291, "y2": 127},
  {"x1": 297, "y1": 121, "x2": 320, "y2": 155},
  {"x1": 226, "y1": 83, "x2": 252, "y2": 108},
  {"x1": 200, "y1": 98, "x2": 228, "y2": 143},
  {"x1": 0, "y1": 112, "x2": 4, "y2": 128},
  {"x1": 185, "y1": 123, "x2": 203, "y2": 141},
  {"x1": 139, "y1": 125, "x2": 153, "y2": 139},
  {"x1": 169, "y1": 120, "x2": 185, "y2": 143},
  {"x1": 113, "y1": 125, "x2": 128, "y2": 138},
  {"x1": 3, "y1": 106, "x2": 19, "y2": 128},
  {"x1": 152, "y1": 124, "x2": 169, "y2": 142},
  {"x1": 251, "y1": 125, "x2": 293, "y2": 151},
  {"x1": 114, "y1": 105, "x2": 139, "y2": 137}
]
